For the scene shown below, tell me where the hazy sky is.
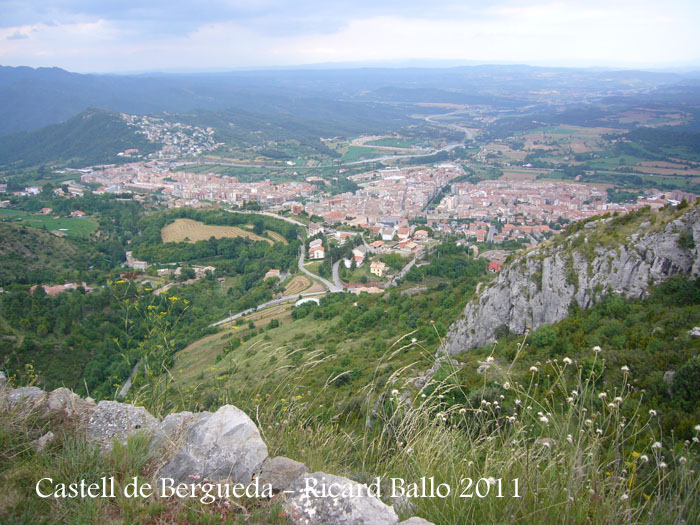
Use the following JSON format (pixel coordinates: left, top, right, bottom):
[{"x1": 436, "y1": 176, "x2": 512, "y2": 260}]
[{"x1": 1, "y1": 0, "x2": 699, "y2": 72}]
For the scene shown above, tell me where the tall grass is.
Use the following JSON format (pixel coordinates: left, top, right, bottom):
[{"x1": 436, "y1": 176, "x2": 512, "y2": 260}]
[{"x1": 248, "y1": 331, "x2": 700, "y2": 524}]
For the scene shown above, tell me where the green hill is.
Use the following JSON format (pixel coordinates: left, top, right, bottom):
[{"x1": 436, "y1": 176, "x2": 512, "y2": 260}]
[
  {"x1": 0, "y1": 108, "x2": 159, "y2": 169},
  {"x1": 0, "y1": 222, "x2": 94, "y2": 285}
]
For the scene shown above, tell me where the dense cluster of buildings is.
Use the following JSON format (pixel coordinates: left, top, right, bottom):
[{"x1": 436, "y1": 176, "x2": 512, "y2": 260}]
[
  {"x1": 121, "y1": 114, "x2": 221, "y2": 159},
  {"x1": 81, "y1": 162, "x2": 317, "y2": 205}
]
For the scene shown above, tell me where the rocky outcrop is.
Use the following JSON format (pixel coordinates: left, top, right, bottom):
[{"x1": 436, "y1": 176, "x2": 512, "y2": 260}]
[
  {"x1": 258, "y1": 456, "x2": 310, "y2": 493},
  {"x1": 441, "y1": 206, "x2": 700, "y2": 355},
  {"x1": 0, "y1": 379, "x2": 431, "y2": 524},
  {"x1": 284, "y1": 472, "x2": 399, "y2": 525},
  {"x1": 158, "y1": 405, "x2": 268, "y2": 484}
]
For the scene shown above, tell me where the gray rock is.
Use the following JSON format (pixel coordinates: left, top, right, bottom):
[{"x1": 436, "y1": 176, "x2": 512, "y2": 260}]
[
  {"x1": 3, "y1": 386, "x2": 46, "y2": 410},
  {"x1": 159, "y1": 411, "x2": 205, "y2": 441},
  {"x1": 400, "y1": 518, "x2": 434, "y2": 525},
  {"x1": 47, "y1": 387, "x2": 95, "y2": 419},
  {"x1": 440, "y1": 208, "x2": 700, "y2": 356},
  {"x1": 159, "y1": 404, "x2": 268, "y2": 484},
  {"x1": 390, "y1": 494, "x2": 415, "y2": 516},
  {"x1": 87, "y1": 401, "x2": 160, "y2": 451},
  {"x1": 32, "y1": 431, "x2": 55, "y2": 452},
  {"x1": 284, "y1": 472, "x2": 398, "y2": 524},
  {"x1": 258, "y1": 456, "x2": 309, "y2": 493}
]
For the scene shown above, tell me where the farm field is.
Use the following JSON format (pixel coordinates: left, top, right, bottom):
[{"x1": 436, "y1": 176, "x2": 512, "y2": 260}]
[
  {"x1": 0, "y1": 209, "x2": 97, "y2": 236},
  {"x1": 283, "y1": 275, "x2": 316, "y2": 295},
  {"x1": 161, "y1": 218, "x2": 275, "y2": 244}
]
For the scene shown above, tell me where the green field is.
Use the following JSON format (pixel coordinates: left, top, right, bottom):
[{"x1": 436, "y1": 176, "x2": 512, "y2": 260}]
[
  {"x1": 0, "y1": 209, "x2": 97, "y2": 236},
  {"x1": 341, "y1": 146, "x2": 390, "y2": 162},
  {"x1": 366, "y1": 137, "x2": 417, "y2": 148}
]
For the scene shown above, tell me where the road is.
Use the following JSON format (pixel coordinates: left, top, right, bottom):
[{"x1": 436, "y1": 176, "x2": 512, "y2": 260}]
[
  {"x1": 332, "y1": 260, "x2": 343, "y2": 289},
  {"x1": 298, "y1": 243, "x2": 342, "y2": 292},
  {"x1": 208, "y1": 289, "x2": 328, "y2": 328},
  {"x1": 388, "y1": 257, "x2": 417, "y2": 287},
  {"x1": 487, "y1": 224, "x2": 496, "y2": 243}
]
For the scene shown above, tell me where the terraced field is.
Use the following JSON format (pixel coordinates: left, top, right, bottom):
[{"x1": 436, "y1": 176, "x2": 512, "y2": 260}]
[{"x1": 161, "y1": 218, "x2": 273, "y2": 244}]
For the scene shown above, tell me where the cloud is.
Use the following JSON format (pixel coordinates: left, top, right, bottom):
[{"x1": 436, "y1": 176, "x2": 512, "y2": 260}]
[
  {"x1": 7, "y1": 30, "x2": 29, "y2": 40},
  {"x1": 0, "y1": 0, "x2": 698, "y2": 71}
]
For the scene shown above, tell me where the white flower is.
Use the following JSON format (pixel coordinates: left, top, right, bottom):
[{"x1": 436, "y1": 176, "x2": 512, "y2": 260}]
[
  {"x1": 503, "y1": 382, "x2": 510, "y2": 390},
  {"x1": 598, "y1": 392, "x2": 607, "y2": 399},
  {"x1": 659, "y1": 462, "x2": 668, "y2": 469},
  {"x1": 391, "y1": 389, "x2": 399, "y2": 396},
  {"x1": 593, "y1": 346, "x2": 602, "y2": 353},
  {"x1": 530, "y1": 366, "x2": 538, "y2": 372},
  {"x1": 486, "y1": 356, "x2": 494, "y2": 363},
  {"x1": 596, "y1": 428, "x2": 603, "y2": 434},
  {"x1": 620, "y1": 494, "x2": 629, "y2": 501},
  {"x1": 652, "y1": 441, "x2": 662, "y2": 449},
  {"x1": 486, "y1": 477, "x2": 497, "y2": 486},
  {"x1": 621, "y1": 365, "x2": 630, "y2": 372},
  {"x1": 679, "y1": 456, "x2": 687, "y2": 465},
  {"x1": 515, "y1": 399, "x2": 522, "y2": 405},
  {"x1": 614, "y1": 396, "x2": 623, "y2": 403},
  {"x1": 566, "y1": 397, "x2": 574, "y2": 403},
  {"x1": 608, "y1": 403, "x2": 616, "y2": 408},
  {"x1": 539, "y1": 415, "x2": 549, "y2": 424},
  {"x1": 571, "y1": 390, "x2": 579, "y2": 397},
  {"x1": 640, "y1": 455, "x2": 649, "y2": 463},
  {"x1": 585, "y1": 419, "x2": 593, "y2": 425},
  {"x1": 649, "y1": 409, "x2": 657, "y2": 417},
  {"x1": 563, "y1": 357, "x2": 573, "y2": 365},
  {"x1": 411, "y1": 337, "x2": 417, "y2": 343},
  {"x1": 459, "y1": 408, "x2": 466, "y2": 414},
  {"x1": 481, "y1": 399, "x2": 488, "y2": 405},
  {"x1": 694, "y1": 424, "x2": 700, "y2": 432},
  {"x1": 693, "y1": 437, "x2": 699, "y2": 443}
]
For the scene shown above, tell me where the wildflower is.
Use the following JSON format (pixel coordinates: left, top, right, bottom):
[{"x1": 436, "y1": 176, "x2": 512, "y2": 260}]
[
  {"x1": 679, "y1": 457, "x2": 687, "y2": 465},
  {"x1": 596, "y1": 428, "x2": 603, "y2": 434},
  {"x1": 621, "y1": 494, "x2": 629, "y2": 501},
  {"x1": 406, "y1": 447, "x2": 413, "y2": 455},
  {"x1": 411, "y1": 337, "x2": 417, "y2": 343},
  {"x1": 481, "y1": 399, "x2": 488, "y2": 405},
  {"x1": 608, "y1": 403, "x2": 616, "y2": 408},
  {"x1": 621, "y1": 365, "x2": 630, "y2": 372},
  {"x1": 694, "y1": 425, "x2": 700, "y2": 432},
  {"x1": 486, "y1": 356, "x2": 494, "y2": 363},
  {"x1": 585, "y1": 419, "x2": 593, "y2": 425},
  {"x1": 503, "y1": 382, "x2": 510, "y2": 390},
  {"x1": 459, "y1": 408, "x2": 466, "y2": 414},
  {"x1": 593, "y1": 346, "x2": 602, "y2": 353},
  {"x1": 652, "y1": 442, "x2": 662, "y2": 449},
  {"x1": 571, "y1": 390, "x2": 578, "y2": 396},
  {"x1": 539, "y1": 415, "x2": 549, "y2": 424},
  {"x1": 693, "y1": 437, "x2": 699, "y2": 443},
  {"x1": 649, "y1": 409, "x2": 657, "y2": 417},
  {"x1": 598, "y1": 392, "x2": 607, "y2": 399},
  {"x1": 530, "y1": 366, "x2": 538, "y2": 372},
  {"x1": 566, "y1": 397, "x2": 574, "y2": 403},
  {"x1": 567, "y1": 434, "x2": 573, "y2": 444},
  {"x1": 391, "y1": 389, "x2": 399, "y2": 396},
  {"x1": 515, "y1": 399, "x2": 522, "y2": 405},
  {"x1": 563, "y1": 357, "x2": 573, "y2": 365},
  {"x1": 659, "y1": 462, "x2": 667, "y2": 469},
  {"x1": 640, "y1": 455, "x2": 649, "y2": 463},
  {"x1": 486, "y1": 477, "x2": 497, "y2": 486},
  {"x1": 614, "y1": 396, "x2": 623, "y2": 403}
]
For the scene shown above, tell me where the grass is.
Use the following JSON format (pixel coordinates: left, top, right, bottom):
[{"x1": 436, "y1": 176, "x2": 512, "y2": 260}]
[
  {"x1": 161, "y1": 218, "x2": 273, "y2": 245},
  {"x1": 366, "y1": 138, "x2": 417, "y2": 148},
  {"x1": 0, "y1": 209, "x2": 97, "y2": 237},
  {"x1": 341, "y1": 146, "x2": 390, "y2": 163}
]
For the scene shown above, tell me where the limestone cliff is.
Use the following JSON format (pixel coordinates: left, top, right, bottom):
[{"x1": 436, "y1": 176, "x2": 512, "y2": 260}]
[{"x1": 440, "y1": 204, "x2": 700, "y2": 356}]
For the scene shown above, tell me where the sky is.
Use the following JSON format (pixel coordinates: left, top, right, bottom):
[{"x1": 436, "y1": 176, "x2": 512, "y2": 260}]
[{"x1": 0, "y1": 0, "x2": 699, "y2": 73}]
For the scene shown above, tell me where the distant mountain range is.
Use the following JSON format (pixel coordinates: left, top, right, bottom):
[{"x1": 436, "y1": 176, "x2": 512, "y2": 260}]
[{"x1": 0, "y1": 64, "x2": 690, "y2": 136}]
